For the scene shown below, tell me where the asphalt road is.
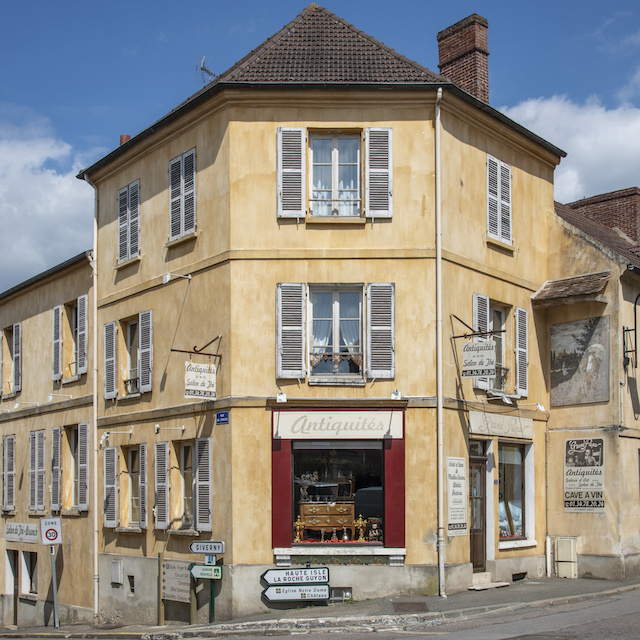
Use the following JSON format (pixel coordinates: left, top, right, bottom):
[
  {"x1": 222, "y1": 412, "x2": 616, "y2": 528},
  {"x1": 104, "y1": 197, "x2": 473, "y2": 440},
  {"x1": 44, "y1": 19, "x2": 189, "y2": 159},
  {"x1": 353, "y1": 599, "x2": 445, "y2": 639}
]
[{"x1": 207, "y1": 587, "x2": 640, "y2": 639}]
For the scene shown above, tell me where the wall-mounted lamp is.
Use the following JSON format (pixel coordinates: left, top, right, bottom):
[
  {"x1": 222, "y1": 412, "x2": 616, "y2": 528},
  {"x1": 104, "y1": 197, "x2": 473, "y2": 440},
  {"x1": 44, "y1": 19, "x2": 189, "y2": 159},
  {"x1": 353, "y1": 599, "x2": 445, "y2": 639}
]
[
  {"x1": 13, "y1": 401, "x2": 38, "y2": 410},
  {"x1": 517, "y1": 402, "x2": 547, "y2": 412},
  {"x1": 390, "y1": 389, "x2": 402, "y2": 400},
  {"x1": 47, "y1": 393, "x2": 72, "y2": 402},
  {"x1": 100, "y1": 428, "x2": 132, "y2": 445},
  {"x1": 162, "y1": 273, "x2": 192, "y2": 285},
  {"x1": 276, "y1": 392, "x2": 287, "y2": 403},
  {"x1": 154, "y1": 424, "x2": 185, "y2": 435}
]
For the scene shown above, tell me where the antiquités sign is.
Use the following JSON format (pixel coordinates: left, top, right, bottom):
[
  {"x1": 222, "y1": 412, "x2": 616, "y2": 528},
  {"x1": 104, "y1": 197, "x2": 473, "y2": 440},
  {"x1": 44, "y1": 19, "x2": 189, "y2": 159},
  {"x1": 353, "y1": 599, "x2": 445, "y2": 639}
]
[
  {"x1": 462, "y1": 340, "x2": 496, "y2": 378},
  {"x1": 273, "y1": 410, "x2": 403, "y2": 439},
  {"x1": 184, "y1": 361, "x2": 216, "y2": 399}
]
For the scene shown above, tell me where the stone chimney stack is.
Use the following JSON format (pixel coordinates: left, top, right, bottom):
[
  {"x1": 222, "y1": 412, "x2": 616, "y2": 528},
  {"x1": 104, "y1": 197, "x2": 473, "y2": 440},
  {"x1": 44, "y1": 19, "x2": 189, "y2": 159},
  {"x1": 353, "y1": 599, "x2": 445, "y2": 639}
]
[{"x1": 437, "y1": 14, "x2": 489, "y2": 103}]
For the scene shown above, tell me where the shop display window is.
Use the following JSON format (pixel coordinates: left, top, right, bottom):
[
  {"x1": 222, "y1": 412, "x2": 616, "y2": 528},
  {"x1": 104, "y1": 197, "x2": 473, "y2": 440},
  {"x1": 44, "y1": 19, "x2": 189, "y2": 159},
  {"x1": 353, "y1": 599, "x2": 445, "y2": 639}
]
[
  {"x1": 292, "y1": 442, "x2": 384, "y2": 544},
  {"x1": 498, "y1": 443, "x2": 524, "y2": 539}
]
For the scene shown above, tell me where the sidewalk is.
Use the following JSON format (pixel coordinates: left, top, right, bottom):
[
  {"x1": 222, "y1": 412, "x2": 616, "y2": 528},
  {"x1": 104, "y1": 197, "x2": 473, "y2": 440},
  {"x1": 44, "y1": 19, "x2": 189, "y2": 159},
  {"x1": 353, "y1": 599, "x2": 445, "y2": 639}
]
[{"x1": 1, "y1": 577, "x2": 639, "y2": 638}]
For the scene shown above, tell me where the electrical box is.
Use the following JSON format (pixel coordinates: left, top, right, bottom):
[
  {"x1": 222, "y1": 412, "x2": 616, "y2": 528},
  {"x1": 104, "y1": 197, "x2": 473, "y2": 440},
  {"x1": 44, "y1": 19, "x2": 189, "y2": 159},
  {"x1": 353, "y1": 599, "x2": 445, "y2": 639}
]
[{"x1": 555, "y1": 537, "x2": 578, "y2": 579}]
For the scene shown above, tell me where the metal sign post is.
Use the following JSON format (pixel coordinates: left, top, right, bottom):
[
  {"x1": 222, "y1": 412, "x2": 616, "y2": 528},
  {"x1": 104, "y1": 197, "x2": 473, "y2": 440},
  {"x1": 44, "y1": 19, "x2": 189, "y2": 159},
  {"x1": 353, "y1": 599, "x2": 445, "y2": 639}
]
[{"x1": 40, "y1": 517, "x2": 62, "y2": 628}]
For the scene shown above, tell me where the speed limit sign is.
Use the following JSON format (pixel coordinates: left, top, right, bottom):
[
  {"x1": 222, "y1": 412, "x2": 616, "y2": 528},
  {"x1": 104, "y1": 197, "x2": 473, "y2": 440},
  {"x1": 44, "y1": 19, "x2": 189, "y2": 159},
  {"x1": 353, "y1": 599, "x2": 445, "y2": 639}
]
[{"x1": 40, "y1": 517, "x2": 62, "y2": 545}]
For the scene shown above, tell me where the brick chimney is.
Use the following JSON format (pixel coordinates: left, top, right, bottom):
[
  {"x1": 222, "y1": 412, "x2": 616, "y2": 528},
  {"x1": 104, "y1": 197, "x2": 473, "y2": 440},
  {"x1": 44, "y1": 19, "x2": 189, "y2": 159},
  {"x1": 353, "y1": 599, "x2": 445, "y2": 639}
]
[
  {"x1": 119, "y1": 134, "x2": 131, "y2": 146},
  {"x1": 437, "y1": 14, "x2": 489, "y2": 103},
  {"x1": 568, "y1": 188, "x2": 640, "y2": 244}
]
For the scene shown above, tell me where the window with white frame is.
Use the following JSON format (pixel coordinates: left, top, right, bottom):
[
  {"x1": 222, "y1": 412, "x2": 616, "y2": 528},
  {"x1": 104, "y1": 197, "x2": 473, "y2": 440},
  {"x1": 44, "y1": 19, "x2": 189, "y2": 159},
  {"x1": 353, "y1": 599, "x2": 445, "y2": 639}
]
[
  {"x1": 53, "y1": 296, "x2": 88, "y2": 382},
  {"x1": 118, "y1": 180, "x2": 140, "y2": 262},
  {"x1": 498, "y1": 442, "x2": 524, "y2": 539},
  {"x1": 104, "y1": 310, "x2": 153, "y2": 399},
  {"x1": 1, "y1": 434, "x2": 15, "y2": 511},
  {"x1": 276, "y1": 283, "x2": 394, "y2": 383},
  {"x1": 29, "y1": 430, "x2": 45, "y2": 512},
  {"x1": 51, "y1": 424, "x2": 88, "y2": 512},
  {"x1": 487, "y1": 154, "x2": 512, "y2": 244},
  {"x1": 277, "y1": 127, "x2": 392, "y2": 219},
  {"x1": 1, "y1": 323, "x2": 21, "y2": 396},
  {"x1": 169, "y1": 149, "x2": 196, "y2": 241},
  {"x1": 473, "y1": 293, "x2": 528, "y2": 396},
  {"x1": 153, "y1": 438, "x2": 212, "y2": 532},
  {"x1": 21, "y1": 551, "x2": 37, "y2": 595}
]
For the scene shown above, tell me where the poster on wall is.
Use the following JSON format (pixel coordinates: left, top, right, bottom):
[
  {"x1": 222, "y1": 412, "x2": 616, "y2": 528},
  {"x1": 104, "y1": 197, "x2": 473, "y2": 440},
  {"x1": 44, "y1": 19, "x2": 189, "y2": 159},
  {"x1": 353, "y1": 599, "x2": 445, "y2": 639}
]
[
  {"x1": 564, "y1": 438, "x2": 605, "y2": 512},
  {"x1": 550, "y1": 316, "x2": 609, "y2": 407},
  {"x1": 447, "y1": 457, "x2": 467, "y2": 536}
]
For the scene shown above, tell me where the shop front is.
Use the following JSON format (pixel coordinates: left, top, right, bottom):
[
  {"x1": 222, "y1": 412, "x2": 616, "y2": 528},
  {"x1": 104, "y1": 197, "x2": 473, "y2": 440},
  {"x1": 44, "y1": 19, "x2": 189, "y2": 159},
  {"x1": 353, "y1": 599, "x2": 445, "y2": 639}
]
[{"x1": 271, "y1": 408, "x2": 406, "y2": 575}]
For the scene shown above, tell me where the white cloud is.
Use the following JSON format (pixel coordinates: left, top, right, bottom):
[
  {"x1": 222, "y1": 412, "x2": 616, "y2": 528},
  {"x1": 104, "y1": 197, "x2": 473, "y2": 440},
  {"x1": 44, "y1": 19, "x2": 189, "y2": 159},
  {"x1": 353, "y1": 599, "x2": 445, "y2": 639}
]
[
  {"x1": 502, "y1": 95, "x2": 640, "y2": 203},
  {"x1": 0, "y1": 104, "x2": 95, "y2": 292}
]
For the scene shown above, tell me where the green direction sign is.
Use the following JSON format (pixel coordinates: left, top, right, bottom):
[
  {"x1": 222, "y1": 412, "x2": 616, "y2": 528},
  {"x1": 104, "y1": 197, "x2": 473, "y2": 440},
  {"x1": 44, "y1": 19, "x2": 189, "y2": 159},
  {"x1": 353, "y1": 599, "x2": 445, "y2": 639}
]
[{"x1": 191, "y1": 564, "x2": 222, "y2": 580}]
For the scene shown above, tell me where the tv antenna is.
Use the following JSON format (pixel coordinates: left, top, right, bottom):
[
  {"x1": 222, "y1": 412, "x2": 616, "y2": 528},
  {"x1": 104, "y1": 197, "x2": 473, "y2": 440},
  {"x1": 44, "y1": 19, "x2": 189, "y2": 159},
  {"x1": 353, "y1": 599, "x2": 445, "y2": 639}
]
[{"x1": 198, "y1": 56, "x2": 216, "y2": 85}]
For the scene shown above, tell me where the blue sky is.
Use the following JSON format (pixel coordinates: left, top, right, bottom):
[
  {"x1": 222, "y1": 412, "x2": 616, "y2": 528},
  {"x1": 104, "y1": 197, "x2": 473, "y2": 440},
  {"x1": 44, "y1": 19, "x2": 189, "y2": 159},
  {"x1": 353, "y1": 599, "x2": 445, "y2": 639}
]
[{"x1": 1, "y1": 0, "x2": 640, "y2": 291}]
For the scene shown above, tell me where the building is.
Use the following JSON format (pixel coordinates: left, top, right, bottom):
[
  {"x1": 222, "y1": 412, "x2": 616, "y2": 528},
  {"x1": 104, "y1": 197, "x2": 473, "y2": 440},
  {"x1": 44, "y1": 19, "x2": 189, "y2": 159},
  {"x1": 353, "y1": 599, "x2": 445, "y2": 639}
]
[
  {"x1": 537, "y1": 200, "x2": 640, "y2": 580},
  {"x1": 0, "y1": 5, "x2": 570, "y2": 626},
  {"x1": 0, "y1": 252, "x2": 94, "y2": 627}
]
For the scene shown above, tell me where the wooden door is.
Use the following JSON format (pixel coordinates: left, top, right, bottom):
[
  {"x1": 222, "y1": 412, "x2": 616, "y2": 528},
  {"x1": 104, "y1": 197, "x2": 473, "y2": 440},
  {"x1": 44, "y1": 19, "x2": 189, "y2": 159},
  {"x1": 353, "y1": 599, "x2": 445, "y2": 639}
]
[{"x1": 469, "y1": 457, "x2": 486, "y2": 571}]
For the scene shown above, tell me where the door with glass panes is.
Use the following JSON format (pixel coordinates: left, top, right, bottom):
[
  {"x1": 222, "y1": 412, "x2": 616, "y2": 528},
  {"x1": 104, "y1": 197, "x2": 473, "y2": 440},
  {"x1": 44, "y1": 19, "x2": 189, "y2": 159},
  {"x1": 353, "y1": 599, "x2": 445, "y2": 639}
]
[{"x1": 469, "y1": 440, "x2": 486, "y2": 572}]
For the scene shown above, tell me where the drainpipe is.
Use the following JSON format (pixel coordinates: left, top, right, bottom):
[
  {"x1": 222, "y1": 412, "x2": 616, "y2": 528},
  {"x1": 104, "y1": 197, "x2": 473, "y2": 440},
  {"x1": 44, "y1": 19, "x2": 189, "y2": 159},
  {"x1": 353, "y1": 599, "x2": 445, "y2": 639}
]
[
  {"x1": 435, "y1": 87, "x2": 446, "y2": 597},
  {"x1": 83, "y1": 173, "x2": 100, "y2": 623}
]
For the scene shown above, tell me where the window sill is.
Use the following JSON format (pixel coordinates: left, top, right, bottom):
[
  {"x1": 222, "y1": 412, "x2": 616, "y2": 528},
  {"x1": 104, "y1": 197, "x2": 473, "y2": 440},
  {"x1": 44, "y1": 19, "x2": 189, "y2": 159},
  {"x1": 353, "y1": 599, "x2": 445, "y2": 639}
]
[
  {"x1": 165, "y1": 230, "x2": 199, "y2": 249},
  {"x1": 61, "y1": 508, "x2": 82, "y2": 517},
  {"x1": 61, "y1": 375, "x2": 81, "y2": 385},
  {"x1": 2, "y1": 510, "x2": 15, "y2": 517},
  {"x1": 306, "y1": 216, "x2": 367, "y2": 226},
  {"x1": 114, "y1": 255, "x2": 141, "y2": 271},
  {"x1": 117, "y1": 392, "x2": 142, "y2": 401},
  {"x1": 19, "y1": 594, "x2": 37, "y2": 602},
  {"x1": 3, "y1": 392, "x2": 16, "y2": 401},
  {"x1": 498, "y1": 538, "x2": 537, "y2": 550},
  {"x1": 168, "y1": 528, "x2": 200, "y2": 536},
  {"x1": 116, "y1": 526, "x2": 144, "y2": 534},
  {"x1": 29, "y1": 510, "x2": 46, "y2": 516},
  {"x1": 309, "y1": 377, "x2": 366, "y2": 387},
  {"x1": 486, "y1": 236, "x2": 515, "y2": 254},
  {"x1": 274, "y1": 546, "x2": 406, "y2": 567}
]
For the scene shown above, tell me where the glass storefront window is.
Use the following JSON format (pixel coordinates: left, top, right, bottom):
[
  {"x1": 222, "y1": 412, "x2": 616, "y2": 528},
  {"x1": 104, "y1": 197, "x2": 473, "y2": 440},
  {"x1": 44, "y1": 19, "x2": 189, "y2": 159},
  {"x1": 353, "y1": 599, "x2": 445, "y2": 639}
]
[
  {"x1": 292, "y1": 442, "x2": 383, "y2": 543},
  {"x1": 498, "y1": 443, "x2": 524, "y2": 539}
]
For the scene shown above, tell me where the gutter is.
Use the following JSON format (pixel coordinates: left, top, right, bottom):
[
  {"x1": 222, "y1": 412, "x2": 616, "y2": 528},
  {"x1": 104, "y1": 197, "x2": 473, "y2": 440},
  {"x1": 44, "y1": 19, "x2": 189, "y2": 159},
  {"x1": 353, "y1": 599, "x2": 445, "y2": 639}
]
[{"x1": 83, "y1": 173, "x2": 100, "y2": 623}]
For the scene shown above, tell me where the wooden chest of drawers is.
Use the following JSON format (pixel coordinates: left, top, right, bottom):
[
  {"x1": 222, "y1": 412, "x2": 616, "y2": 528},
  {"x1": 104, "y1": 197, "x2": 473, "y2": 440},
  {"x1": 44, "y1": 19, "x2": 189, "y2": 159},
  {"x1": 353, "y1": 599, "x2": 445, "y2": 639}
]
[{"x1": 299, "y1": 502, "x2": 355, "y2": 539}]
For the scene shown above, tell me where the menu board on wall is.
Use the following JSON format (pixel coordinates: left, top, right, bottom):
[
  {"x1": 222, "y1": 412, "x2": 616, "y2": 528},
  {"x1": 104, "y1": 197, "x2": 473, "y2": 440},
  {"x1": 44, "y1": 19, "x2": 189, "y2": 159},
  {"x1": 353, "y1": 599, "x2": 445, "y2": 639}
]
[
  {"x1": 564, "y1": 438, "x2": 605, "y2": 513},
  {"x1": 447, "y1": 457, "x2": 467, "y2": 536}
]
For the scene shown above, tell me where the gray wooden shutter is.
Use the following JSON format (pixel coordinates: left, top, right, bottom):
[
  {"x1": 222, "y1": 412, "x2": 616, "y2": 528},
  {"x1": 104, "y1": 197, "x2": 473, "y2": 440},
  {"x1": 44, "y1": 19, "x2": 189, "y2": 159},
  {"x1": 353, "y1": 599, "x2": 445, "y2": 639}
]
[
  {"x1": 118, "y1": 186, "x2": 129, "y2": 261},
  {"x1": 473, "y1": 293, "x2": 490, "y2": 390},
  {"x1": 138, "y1": 310, "x2": 153, "y2": 393},
  {"x1": 139, "y1": 443, "x2": 147, "y2": 529},
  {"x1": 515, "y1": 307, "x2": 528, "y2": 397},
  {"x1": 183, "y1": 149, "x2": 196, "y2": 234},
  {"x1": 499, "y1": 162, "x2": 512, "y2": 243},
  {"x1": 52, "y1": 305, "x2": 63, "y2": 381},
  {"x1": 37, "y1": 430, "x2": 45, "y2": 511},
  {"x1": 78, "y1": 423, "x2": 89, "y2": 511},
  {"x1": 13, "y1": 322, "x2": 21, "y2": 393},
  {"x1": 169, "y1": 156, "x2": 183, "y2": 239},
  {"x1": 367, "y1": 283, "x2": 395, "y2": 378},
  {"x1": 195, "y1": 437, "x2": 212, "y2": 532},
  {"x1": 487, "y1": 155, "x2": 500, "y2": 240},
  {"x1": 3, "y1": 435, "x2": 15, "y2": 511},
  {"x1": 29, "y1": 432, "x2": 36, "y2": 510},
  {"x1": 276, "y1": 283, "x2": 306, "y2": 379},
  {"x1": 154, "y1": 441, "x2": 169, "y2": 530},
  {"x1": 104, "y1": 321, "x2": 117, "y2": 400},
  {"x1": 365, "y1": 128, "x2": 393, "y2": 218},
  {"x1": 51, "y1": 427, "x2": 61, "y2": 511},
  {"x1": 77, "y1": 295, "x2": 88, "y2": 375},
  {"x1": 277, "y1": 127, "x2": 306, "y2": 218},
  {"x1": 129, "y1": 180, "x2": 140, "y2": 257},
  {"x1": 104, "y1": 446, "x2": 118, "y2": 528}
]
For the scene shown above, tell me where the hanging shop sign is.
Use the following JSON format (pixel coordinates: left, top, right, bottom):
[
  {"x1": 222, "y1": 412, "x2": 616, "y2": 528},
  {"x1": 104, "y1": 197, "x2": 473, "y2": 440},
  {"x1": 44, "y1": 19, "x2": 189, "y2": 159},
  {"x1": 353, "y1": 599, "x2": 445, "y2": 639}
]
[
  {"x1": 273, "y1": 409, "x2": 403, "y2": 440},
  {"x1": 184, "y1": 361, "x2": 216, "y2": 399},
  {"x1": 446, "y1": 457, "x2": 467, "y2": 536},
  {"x1": 564, "y1": 438, "x2": 605, "y2": 513},
  {"x1": 469, "y1": 411, "x2": 533, "y2": 440},
  {"x1": 462, "y1": 340, "x2": 496, "y2": 378}
]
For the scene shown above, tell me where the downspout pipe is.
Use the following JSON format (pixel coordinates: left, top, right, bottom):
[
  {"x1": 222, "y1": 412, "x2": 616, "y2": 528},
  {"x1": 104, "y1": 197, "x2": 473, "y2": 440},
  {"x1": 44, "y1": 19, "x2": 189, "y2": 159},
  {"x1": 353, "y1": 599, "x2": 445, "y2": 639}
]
[
  {"x1": 435, "y1": 87, "x2": 446, "y2": 597},
  {"x1": 83, "y1": 173, "x2": 100, "y2": 623}
]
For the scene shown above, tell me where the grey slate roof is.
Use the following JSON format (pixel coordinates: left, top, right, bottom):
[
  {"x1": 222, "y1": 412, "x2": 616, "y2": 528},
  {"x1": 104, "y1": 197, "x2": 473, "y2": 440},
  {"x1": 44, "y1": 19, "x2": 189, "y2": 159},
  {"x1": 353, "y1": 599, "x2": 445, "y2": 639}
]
[{"x1": 216, "y1": 4, "x2": 444, "y2": 84}]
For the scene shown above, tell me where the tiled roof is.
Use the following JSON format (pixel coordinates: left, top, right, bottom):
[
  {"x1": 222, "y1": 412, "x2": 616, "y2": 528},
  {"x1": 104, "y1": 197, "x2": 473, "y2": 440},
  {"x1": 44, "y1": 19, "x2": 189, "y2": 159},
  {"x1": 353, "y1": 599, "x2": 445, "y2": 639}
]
[
  {"x1": 555, "y1": 201, "x2": 640, "y2": 269},
  {"x1": 532, "y1": 271, "x2": 610, "y2": 308},
  {"x1": 216, "y1": 4, "x2": 444, "y2": 84}
]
